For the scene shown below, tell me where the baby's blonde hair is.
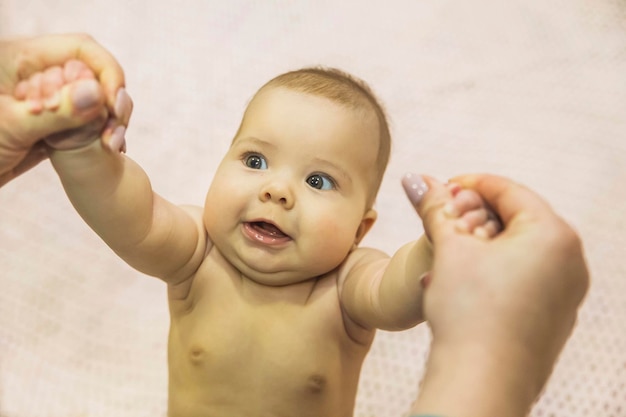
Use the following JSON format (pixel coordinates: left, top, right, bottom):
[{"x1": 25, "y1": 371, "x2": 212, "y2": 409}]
[{"x1": 259, "y1": 67, "x2": 391, "y2": 206}]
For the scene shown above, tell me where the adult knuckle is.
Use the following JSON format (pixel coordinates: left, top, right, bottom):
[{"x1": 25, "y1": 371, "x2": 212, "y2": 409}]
[
  {"x1": 74, "y1": 32, "x2": 95, "y2": 43},
  {"x1": 15, "y1": 47, "x2": 37, "y2": 80}
]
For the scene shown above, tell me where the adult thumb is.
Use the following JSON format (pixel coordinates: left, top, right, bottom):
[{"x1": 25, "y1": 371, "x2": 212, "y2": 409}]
[
  {"x1": 0, "y1": 79, "x2": 106, "y2": 146},
  {"x1": 401, "y1": 173, "x2": 456, "y2": 245}
]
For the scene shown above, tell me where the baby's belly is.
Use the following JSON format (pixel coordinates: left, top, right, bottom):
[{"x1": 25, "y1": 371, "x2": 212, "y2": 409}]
[{"x1": 166, "y1": 304, "x2": 367, "y2": 417}]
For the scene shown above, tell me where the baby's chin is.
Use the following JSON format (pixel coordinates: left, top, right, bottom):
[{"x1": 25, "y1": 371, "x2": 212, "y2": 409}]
[{"x1": 237, "y1": 264, "x2": 319, "y2": 287}]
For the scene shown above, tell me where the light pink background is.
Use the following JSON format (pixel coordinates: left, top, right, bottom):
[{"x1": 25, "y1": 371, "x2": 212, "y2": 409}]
[{"x1": 1, "y1": 1, "x2": 624, "y2": 416}]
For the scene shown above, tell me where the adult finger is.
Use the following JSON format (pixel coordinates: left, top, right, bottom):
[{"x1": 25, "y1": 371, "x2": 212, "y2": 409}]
[
  {"x1": 0, "y1": 142, "x2": 48, "y2": 187},
  {"x1": 449, "y1": 174, "x2": 555, "y2": 227},
  {"x1": 401, "y1": 173, "x2": 457, "y2": 245},
  {"x1": 0, "y1": 78, "x2": 106, "y2": 146},
  {"x1": 10, "y1": 33, "x2": 125, "y2": 114}
]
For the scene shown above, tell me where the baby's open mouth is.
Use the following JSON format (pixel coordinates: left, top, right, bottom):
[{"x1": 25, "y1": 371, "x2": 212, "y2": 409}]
[{"x1": 246, "y1": 221, "x2": 291, "y2": 240}]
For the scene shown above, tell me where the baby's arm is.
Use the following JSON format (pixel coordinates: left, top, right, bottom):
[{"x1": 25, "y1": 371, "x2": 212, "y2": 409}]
[
  {"x1": 340, "y1": 176, "x2": 501, "y2": 332},
  {"x1": 19, "y1": 63, "x2": 206, "y2": 283}
]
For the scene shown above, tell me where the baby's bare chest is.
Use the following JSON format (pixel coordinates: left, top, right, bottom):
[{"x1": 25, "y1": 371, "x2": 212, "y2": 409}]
[{"x1": 166, "y1": 267, "x2": 368, "y2": 417}]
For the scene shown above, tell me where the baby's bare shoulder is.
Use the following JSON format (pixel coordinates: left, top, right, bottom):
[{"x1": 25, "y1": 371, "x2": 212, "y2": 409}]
[{"x1": 338, "y1": 246, "x2": 389, "y2": 278}]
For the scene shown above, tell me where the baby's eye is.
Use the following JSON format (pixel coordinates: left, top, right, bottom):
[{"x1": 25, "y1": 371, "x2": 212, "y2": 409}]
[
  {"x1": 244, "y1": 154, "x2": 267, "y2": 170},
  {"x1": 306, "y1": 174, "x2": 335, "y2": 190}
]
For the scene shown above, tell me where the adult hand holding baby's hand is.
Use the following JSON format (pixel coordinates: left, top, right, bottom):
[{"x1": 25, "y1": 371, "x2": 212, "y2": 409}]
[
  {"x1": 0, "y1": 33, "x2": 132, "y2": 187},
  {"x1": 404, "y1": 173, "x2": 589, "y2": 417}
]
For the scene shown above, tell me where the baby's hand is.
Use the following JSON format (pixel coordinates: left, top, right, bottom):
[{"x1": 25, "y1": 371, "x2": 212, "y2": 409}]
[
  {"x1": 443, "y1": 182, "x2": 502, "y2": 239},
  {"x1": 14, "y1": 59, "x2": 96, "y2": 114},
  {"x1": 14, "y1": 60, "x2": 124, "y2": 152}
]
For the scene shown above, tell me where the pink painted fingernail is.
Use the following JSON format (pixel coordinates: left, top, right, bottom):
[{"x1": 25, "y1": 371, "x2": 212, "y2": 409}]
[
  {"x1": 114, "y1": 88, "x2": 132, "y2": 122},
  {"x1": 402, "y1": 173, "x2": 429, "y2": 206},
  {"x1": 71, "y1": 79, "x2": 101, "y2": 110},
  {"x1": 108, "y1": 126, "x2": 126, "y2": 153}
]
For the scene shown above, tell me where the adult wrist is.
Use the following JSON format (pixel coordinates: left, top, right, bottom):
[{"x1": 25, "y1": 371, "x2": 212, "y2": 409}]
[{"x1": 410, "y1": 339, "x2": 539, "y2": 417}]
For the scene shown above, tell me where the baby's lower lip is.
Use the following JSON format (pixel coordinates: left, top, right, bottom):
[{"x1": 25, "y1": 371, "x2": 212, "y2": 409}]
[{"x1": 242, "y1": 222, "x2": 292, "y2": 246}]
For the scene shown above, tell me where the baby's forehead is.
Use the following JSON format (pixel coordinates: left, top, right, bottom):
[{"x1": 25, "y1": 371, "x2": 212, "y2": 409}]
[
  {"x1": 250, "y1": 87, "x2": 380, "y2": 137},
  {"x1": 257, "y1": 85, "x2": 376, "y2": 113}
]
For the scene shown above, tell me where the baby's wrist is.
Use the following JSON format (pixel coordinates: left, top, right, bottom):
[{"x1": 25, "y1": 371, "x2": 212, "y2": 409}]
[{"x1": 45, "y1": 121, "x2": 125, "y2": 154}]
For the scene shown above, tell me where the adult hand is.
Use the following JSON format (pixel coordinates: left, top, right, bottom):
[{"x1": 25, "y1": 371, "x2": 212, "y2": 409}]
[
  {"x1": 403, "y1": 173, "x2": 589, "y2": 417},
  {"x1": 0, "y1": 33, "x2": 132, "y2": 186}
]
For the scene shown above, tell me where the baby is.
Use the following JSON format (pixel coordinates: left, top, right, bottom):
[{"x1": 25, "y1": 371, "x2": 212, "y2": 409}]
[{"x1": 18, "y1": 61, "x2": 499, "y2": 417}]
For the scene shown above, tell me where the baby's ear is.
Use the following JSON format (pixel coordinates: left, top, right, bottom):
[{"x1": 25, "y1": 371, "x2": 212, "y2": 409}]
[{"x1": 354, "y1": 209, "x2": 377, "y2": 245}]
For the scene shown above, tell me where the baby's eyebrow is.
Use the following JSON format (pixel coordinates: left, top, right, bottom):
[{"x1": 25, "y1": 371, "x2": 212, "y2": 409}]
[
  {"x1": 311, "y1": 157, "x2": 352, "y2": 184},
  {"x1": 232, "y1": 136, "x2": 277, "y2": 150}
]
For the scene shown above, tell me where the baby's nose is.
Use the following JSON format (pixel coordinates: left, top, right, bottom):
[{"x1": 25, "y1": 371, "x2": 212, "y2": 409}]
[{"x1": 259, "y1": 181, "x2": 295, "y2": 209}]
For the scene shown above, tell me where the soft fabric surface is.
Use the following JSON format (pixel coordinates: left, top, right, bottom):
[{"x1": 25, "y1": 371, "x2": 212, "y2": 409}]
[{"x1": 1, "y1": 1, "x2": 624, "y2": 416}]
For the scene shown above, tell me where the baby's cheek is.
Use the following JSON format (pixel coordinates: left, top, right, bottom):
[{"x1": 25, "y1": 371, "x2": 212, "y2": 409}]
[{"x1": 320, "y1": 216, "x2": 357, "y2": 253}]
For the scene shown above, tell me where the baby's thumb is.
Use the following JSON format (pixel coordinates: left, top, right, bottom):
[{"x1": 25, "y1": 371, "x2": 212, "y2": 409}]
[
  {"x1": 402, "y1": 173, "x2": 455, "y2": 245},
  {"x1": 3, "y1": 79, "x2": 106, "y2": 146}
]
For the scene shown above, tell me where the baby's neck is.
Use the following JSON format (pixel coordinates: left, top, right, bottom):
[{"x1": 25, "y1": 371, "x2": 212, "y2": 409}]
[{"x1": 239, "y1": 273, "x2": 323, "y2": 305}]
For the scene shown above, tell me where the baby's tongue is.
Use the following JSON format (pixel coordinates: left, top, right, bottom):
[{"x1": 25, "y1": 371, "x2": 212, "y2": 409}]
[{"x1": 255, "y1": 222, "x2": 286, "y2": 237}]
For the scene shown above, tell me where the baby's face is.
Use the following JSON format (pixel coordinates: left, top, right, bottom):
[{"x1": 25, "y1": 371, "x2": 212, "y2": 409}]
[{"x1": 204, "y1": 87, "x2": 380, "y2": 285}]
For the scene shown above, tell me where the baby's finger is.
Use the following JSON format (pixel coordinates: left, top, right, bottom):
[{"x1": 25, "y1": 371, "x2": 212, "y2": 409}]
[
  {"x1": 473, "y1": 219, "x2": 502, "y2": 239},
  {"x1": 443, "y1": 189, "x2": 483, "y2": 218},
  {"x1": 26, "y1": 72, "x2": 44, "y2": 114},
  {"x1": 78, "y1": 67, "x2": 96, "y2": 80},
  {"x1": 14, "y1": 80, "x2": 28, "y2": 100},
  {"x1": 455, "y1": 208, "x2": 489, "y2": 233},
  {"x1": 3, "y1": 78, "x2": 107, "y2": 149},
  {"x1": 63, "y1": 59, "x2": 95, "y2": 82},
  {"x1": 445, "y1": 181, "x2": 462, "y2": 197},
  {"x1": 63, "y1": 59, "x2": 86, "y2": 82},
  {"x1": 42, "y1": 66, "x2": 64, "y2": 110}
]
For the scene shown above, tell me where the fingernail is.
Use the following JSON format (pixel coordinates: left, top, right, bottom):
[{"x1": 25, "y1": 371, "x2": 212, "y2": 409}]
[
  {"x1": 28, "y1": 99, "x2": 44, "y2": 114},
  {"x1": 114, "y1": 88, "x2": 132, "y2": 122},
  {"x1": 445, "y1": 181, "x2": 462, "y2": 196},
  {"x1": 44, "y1": 91, "x2": 61, "y2": 110},
  {"x1": 419, "y1": 272, "x2": 432, "y2": 289},
  {"x1": 71, "y1": 79, "x2": 101, "y2": 110},
  {"x1": 443, "y1": 202, "x2": 460, "y2": 217},
  {"x1": 474, "y1": 226, "x2": 489, "y2": 239},
  {"x1": 454, "y1": 218, "x2": 470, "y2": 232},
  {"x1": 108, "y1": 126, "x2": 126, "y2": 153},
  {"x1": 402, "y1": 173, "x2": 429, "y2": 206}
]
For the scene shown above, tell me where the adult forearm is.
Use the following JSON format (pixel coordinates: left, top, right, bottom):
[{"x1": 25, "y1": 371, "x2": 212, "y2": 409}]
[{"x1": 411, "y1": 340, "x2": 538, "y2": 417}]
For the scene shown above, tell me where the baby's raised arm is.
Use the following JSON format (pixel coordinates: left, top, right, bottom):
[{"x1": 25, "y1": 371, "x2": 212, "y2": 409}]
[
  {"x1": 20, "y1": 62, "x2": 206, "y2": 284},
  {"x1": 340, "y1": 174, "x2": 501, "y2": 333}
]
